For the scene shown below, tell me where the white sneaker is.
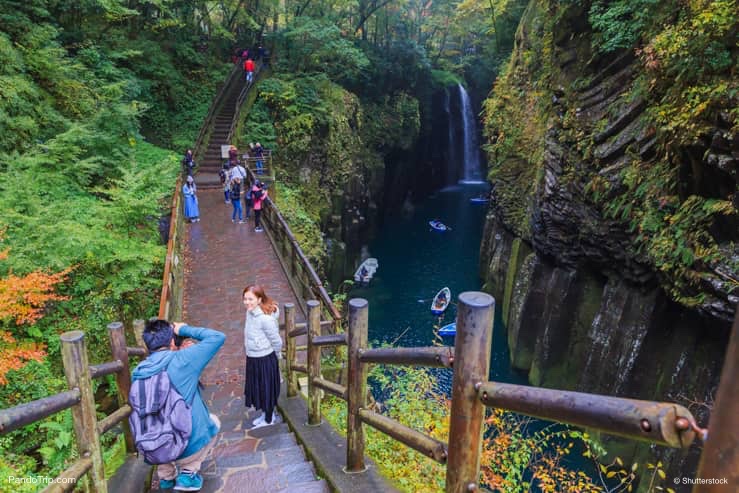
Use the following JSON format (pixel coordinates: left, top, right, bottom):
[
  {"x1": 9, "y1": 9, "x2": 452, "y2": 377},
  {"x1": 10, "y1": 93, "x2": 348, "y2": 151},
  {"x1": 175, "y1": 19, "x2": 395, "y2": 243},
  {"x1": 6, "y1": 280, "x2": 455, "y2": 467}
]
[{"x1": 251, "y1": 414, "x2": 280, "y2": 429}]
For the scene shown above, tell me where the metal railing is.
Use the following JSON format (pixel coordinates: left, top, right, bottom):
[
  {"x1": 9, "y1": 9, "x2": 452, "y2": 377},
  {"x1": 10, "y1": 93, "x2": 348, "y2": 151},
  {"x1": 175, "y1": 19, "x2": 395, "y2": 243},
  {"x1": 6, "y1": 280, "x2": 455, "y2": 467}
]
[
  {"x1": 283, "y1": 293, "x2": 734, "y2": 492},
  {"x1": 0, "y1": 321, "x2": 149, "y2": 493}
]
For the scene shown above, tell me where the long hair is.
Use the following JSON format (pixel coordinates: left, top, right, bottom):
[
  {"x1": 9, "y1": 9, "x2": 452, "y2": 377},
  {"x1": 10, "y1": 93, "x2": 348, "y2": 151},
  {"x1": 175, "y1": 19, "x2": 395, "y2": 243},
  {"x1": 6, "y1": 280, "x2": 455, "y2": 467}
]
[{"x1": 243, "y1": 284, "x2": 277, "y2": 315}]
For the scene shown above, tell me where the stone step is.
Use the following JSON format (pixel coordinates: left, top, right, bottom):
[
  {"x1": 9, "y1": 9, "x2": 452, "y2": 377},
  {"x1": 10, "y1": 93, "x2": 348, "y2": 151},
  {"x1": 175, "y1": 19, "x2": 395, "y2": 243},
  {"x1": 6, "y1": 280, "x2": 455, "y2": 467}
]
[
  {"x1": 200, "y1": 458, "x2": 319, "y2": 492},
  {"x1": 107, "y1": 454, "x2": 151, "y2": 493},
  {"x1": 275, "y1": 479, "x2": 331, "y2": 493}
]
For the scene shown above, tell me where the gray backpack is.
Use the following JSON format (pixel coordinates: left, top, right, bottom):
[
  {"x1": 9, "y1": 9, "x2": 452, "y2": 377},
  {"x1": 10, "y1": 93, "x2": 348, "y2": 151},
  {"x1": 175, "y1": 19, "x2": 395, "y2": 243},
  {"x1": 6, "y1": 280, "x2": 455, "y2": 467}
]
[{"x1": 128, "y1": 370, "x2": 192, "y2": 464}]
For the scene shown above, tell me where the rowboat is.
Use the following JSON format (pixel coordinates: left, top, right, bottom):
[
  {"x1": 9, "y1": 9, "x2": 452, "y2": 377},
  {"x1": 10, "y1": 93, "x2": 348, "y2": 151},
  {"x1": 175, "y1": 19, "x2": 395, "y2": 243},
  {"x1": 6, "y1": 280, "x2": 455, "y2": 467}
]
[
  {"x1": 431, "y1": 287, "x2": 451, "y2": 315},
  {"x1": 354, "y1": 258, "x2": 379, "y2": 284},
  {"x1": 429, "y1": 220, "x2": 450, "y2": 232},
  {"x1": 469, "y1": 195, "x2": 490, "y2": 203},
  {"x1": 438, "y1": 322, "x2": 456, "y2": 337}
]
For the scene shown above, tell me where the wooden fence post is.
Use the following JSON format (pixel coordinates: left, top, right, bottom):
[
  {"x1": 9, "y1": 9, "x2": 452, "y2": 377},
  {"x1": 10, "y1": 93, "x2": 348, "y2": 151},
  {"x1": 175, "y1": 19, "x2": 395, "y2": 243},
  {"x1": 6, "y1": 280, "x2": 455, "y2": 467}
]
[
  {"x1": 445, "y1": 292, "x2": 495, "y2": 493},
  {"x1": 346, "y1": 298, "x2": 369, "y2": 472},
  {"x1": 307, "y1": 300, "x2": 322, "y2": 425},
  {"x1": 61, "y1": 331, "x2": 107, "y2": 493},
  {"x1": 107, "y1": 322, "x2": 135, "y2": 453},
  {"x1": 695, "y1": 310, "x2": 738, "y2": 492},
  {"x1": 133, "y1": 319, "x2": 145, "y2": 349},
  {"x1": 285, "y1": 303, "x2": 299, "y2": 398}
]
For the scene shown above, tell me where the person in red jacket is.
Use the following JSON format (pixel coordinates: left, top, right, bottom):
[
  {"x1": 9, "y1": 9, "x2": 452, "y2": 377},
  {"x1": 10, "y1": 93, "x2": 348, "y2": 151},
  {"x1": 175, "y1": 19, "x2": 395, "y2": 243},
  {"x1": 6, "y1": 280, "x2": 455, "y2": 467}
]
[{"x1": 244, "y1": 58, "x2": 255, "y2": 84}]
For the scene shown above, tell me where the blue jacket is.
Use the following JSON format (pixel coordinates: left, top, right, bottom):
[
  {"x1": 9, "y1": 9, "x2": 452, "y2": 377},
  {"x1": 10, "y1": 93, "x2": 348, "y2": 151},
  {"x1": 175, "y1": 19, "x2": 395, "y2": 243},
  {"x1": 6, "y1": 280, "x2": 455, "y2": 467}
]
[{"x1": 131, "y1": 325, "x2": 225, "y2": 458}]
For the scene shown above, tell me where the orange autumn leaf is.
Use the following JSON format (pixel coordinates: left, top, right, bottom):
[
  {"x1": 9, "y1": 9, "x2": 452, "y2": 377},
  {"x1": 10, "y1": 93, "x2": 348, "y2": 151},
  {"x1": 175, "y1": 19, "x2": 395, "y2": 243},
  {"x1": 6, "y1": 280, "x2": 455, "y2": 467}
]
[
  {"x1": 0, "y1": 267, "x2": 72, "y2": 325},
  {"x1": 0, "y1": 330, "x2": 46, "y2": 385}
]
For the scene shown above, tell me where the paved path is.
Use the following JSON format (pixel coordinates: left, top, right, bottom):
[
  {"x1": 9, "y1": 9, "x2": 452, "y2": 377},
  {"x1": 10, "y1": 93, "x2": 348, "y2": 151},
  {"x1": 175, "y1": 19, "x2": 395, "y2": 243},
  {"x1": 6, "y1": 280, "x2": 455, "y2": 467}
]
[{"x1": 149, "y1": 189, "x2": 320, "y2": 492}]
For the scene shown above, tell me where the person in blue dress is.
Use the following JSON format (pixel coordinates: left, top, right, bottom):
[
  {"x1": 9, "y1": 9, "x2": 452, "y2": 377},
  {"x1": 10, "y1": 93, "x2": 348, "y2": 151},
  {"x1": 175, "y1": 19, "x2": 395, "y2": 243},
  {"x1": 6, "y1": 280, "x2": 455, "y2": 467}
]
[{"x1": 183, "y1": 176, "x2": 200, "y2": 223}]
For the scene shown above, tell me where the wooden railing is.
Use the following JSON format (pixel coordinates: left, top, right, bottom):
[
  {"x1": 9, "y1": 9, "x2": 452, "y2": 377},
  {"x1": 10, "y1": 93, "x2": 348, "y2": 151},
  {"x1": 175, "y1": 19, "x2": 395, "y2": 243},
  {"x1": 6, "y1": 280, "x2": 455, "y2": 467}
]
[
  {"x1": 0, "y1": 321, "x2": 149, "y2": 493},
  {"x1": 258, "y1": 193, "x2": 342, "y2": 329},
  {"x1": 284, "y1": 293, "x2": 736, "y2": 492}
]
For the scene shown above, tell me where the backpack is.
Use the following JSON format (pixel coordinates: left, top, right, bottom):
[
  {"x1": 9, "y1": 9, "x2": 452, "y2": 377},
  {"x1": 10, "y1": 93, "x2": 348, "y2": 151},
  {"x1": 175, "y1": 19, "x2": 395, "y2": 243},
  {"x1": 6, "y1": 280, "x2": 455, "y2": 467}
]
[
  {"x1": 230, "y1": 182, "x2": 241, "y2": 199},
  {"x1": 218, "y1": 169, "x2": 227, "y2": 184},
  {"x1": 245, "y1": 189, "x2": 253, "y2": 201},
  {"x1": 252, "y1": 188, "x2": 263, "y2": 201},
  {"x1": 128, "y1": 370, "x2": 192, "y2": 464}
]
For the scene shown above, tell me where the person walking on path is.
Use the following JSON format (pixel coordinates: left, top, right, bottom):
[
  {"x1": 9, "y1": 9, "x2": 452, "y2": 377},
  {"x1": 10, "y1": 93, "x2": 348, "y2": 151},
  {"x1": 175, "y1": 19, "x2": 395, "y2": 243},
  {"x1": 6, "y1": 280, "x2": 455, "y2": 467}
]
[
  {"x1": 243, "y1": 180, "x2": 253, "y2": 220},
  {"x1": 183, "y1": 176, "x2": 200, "y2": 223},
  {"x1": 181, "y1": 149, "x2": 196, "y2": 176},
  {"x1": 243, "y1": 285, "x2": 282, "y2": 429},
  {"x1": 230, "y1": 176, "x2": 244, "y2": 223},
  {"x1": 220, "y1": 161, "x2": 231, "y2": 203},
  {"x1": 251, "y1": 180, "x2": 267, "y2": 232},
  {"x1": 244, "y1": 58, "x2": 255, "y2": 84},
  {"x1": 229, "y1": 159, "x2": 247, "y2": 185},
  {"x1": 253, "y1": 142, "x2": 264, "y2": 174},
  {"x1": 132, "y1": 319, "x2": 225, "y2": 492}
]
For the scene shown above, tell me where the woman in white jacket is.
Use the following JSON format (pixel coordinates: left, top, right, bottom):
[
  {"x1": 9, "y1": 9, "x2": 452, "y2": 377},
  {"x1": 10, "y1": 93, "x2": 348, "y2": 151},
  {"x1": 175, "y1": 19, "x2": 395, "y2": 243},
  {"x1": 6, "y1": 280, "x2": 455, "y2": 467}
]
[{"x1": 243, "y1": 285, "x2": 282, "y2": 428}]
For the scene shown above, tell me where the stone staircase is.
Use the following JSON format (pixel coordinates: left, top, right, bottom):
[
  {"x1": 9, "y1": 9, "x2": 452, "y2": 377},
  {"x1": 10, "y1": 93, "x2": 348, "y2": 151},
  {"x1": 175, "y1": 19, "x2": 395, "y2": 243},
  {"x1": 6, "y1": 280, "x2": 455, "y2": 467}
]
[
  {"x1": 197, "y1": 77, "x2": 243, "y2": 190},
  {"x1": 199, "y1": 407, "x2": 329, "y2": 492},
  {"x1": 146, "y1": 390, "x2": 328, "y2": 493}
]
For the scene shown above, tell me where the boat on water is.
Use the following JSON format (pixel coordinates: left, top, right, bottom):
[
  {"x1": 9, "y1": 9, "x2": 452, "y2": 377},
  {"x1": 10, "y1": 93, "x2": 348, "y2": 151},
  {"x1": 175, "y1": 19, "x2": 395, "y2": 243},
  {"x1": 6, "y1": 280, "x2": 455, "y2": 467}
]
[
  {"x1": 438, "y1": 322, "x2": 456, "y2": 337},
  {"x1": 429, "y1": 220, "x2": 450, "y2": 232},
  {"x1": 354, "y1": 258, "x2": 379, "y2": 284},
  {"x1": 431, "y1": 287, "x2": 451, "y2": 315},
  {"x1": 469, "y1": 195, "x2": 490, "y2": 203}
]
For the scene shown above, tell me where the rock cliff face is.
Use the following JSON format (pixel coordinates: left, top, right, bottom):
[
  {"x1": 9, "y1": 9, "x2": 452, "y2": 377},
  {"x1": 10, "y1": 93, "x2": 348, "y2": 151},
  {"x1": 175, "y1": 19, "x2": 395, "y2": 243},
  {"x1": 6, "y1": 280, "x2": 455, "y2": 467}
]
[{"x1": 479, "y1": 0, "x2": 736, "y2": 481}]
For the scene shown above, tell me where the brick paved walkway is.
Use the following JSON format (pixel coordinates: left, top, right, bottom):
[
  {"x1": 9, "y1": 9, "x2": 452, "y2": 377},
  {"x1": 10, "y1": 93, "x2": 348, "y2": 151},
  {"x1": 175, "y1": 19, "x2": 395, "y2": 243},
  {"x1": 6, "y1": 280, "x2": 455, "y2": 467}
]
[{"x1": 158, "y1": 188, "x2": 323, "y2": 492}]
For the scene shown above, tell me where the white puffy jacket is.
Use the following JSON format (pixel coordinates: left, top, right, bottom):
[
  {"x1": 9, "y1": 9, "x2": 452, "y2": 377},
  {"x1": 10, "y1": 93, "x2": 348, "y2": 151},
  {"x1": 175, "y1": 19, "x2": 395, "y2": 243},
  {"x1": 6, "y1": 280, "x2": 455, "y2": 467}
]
[{"x1": 244, "y1": 306, "x2": 282, "y2": 358}]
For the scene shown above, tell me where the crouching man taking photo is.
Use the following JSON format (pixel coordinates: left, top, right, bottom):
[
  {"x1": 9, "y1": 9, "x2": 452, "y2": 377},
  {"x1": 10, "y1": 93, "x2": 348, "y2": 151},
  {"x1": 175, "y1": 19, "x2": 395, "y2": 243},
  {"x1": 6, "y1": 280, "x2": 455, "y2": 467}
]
[{"x1": 130, "y1": 320, "x2": 225, "y2": 491}]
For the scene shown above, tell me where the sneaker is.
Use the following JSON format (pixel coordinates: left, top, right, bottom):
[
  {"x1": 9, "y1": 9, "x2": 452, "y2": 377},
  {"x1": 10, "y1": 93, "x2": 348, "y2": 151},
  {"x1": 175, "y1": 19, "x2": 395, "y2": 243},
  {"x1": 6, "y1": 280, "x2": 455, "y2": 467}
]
[
  {"x1": 159, "y1": 478, "x2": 176, "y2": 490},
  {"x1": 231, "y1": 219, "x2": 236, "y2": 223},
  {"x1": 174, "y1": 470, "x2": 203, "y2": 491},
  {"x1": 239, "y1": 220, "x2": 245, "y2": 224},
  {"x1": 251, "y1": 414, "x2": 266, "y2": 427},
  {"x1": 252, "y1": 414, "x2": 281, "y2": 429},
  {"x1": 255, "y1": 227, "x2": 264, "y2": 232}
]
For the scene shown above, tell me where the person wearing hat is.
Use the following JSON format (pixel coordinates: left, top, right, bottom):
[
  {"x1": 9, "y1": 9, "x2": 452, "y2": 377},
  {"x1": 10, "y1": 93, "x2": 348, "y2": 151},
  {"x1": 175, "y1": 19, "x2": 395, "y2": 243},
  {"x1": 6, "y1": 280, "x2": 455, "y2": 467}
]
[
  {"x1": 183, "y1": 175, "x2": 200, "y2": 223},
  {"x1": 131, "y1": 320, "x2": 225, "y2": 491}
]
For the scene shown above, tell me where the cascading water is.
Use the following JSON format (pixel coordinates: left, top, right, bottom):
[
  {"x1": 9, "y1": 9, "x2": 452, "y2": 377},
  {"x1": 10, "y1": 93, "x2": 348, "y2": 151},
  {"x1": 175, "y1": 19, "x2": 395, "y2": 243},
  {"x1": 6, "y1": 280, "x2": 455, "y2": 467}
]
[
  {"x1": 444, "y1": 88, "x2": 456, "y2": 185},
  {"x1": 457, "y1": 84, "x2": 484, "y2": 183}
]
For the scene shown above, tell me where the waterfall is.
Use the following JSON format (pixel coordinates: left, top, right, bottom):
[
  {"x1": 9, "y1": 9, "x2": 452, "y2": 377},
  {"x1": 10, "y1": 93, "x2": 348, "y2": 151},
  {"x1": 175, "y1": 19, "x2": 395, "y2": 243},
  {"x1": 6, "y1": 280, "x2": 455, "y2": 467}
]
[
  {"x1": 457, "y1": 84, "x2": 484, "y2": 183},
  {"x1": 444, "y1": 88, "x2": 456, "y2": 185}
]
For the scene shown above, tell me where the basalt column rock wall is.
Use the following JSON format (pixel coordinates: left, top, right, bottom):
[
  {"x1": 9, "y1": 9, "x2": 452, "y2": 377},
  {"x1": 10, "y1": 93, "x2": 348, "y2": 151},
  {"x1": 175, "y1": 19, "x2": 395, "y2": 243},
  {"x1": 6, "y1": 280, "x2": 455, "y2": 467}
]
[
  {"x1": 480, "y1": 215, "x2": 729, "y2": 477},
  {"x1": 479, "y1": 0, "x2": 735, "y2": 409}
]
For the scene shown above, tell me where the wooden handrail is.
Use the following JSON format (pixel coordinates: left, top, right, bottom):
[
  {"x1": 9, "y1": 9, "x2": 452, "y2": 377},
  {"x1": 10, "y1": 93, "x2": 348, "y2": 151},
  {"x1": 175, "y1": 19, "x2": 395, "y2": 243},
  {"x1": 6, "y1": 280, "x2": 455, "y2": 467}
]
[
  {"x1": 253, "y1": 185, "x2": 342, "y2": 323},
  {"x1": 284, "y1": 295, "x2": 722, "y2": 492},
  {"x1": 0, "y1": 320, "x2": 144, "y2": 492},
  {"x1": 158, "y1": 174, "x2": 182, "y2": 320},
  {"x1": 40, "y1": 455, "x2": 93, "y2": 493},
  {"x1": 97, "y1": 404, "x2": 132, "y2": 435},
  {"x1": 0, "y1": 390, "x2": 81, "y2": 434},
  {"x1": 89, "y1": 360, "x2": 124, "y2": 379}
]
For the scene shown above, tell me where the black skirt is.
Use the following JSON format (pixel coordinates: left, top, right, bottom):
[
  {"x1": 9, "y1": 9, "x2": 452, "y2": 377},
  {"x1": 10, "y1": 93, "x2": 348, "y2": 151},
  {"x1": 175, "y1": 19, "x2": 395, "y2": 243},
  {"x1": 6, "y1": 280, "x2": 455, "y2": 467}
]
[{"x1": 244, "y1": 352, "x2": 280, "y2": 413}]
